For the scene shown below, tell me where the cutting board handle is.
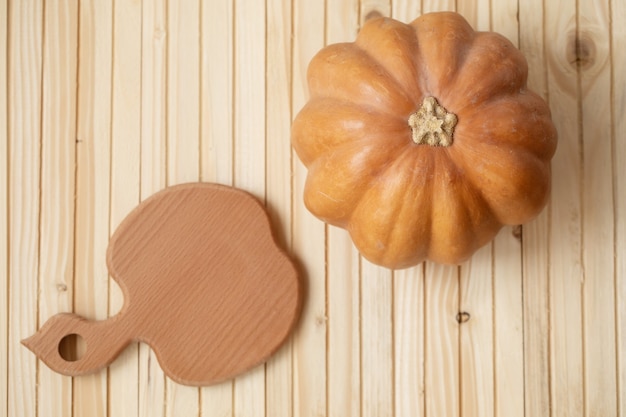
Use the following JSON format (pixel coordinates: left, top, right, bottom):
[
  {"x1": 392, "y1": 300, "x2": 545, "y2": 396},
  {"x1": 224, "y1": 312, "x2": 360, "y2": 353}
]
[{"x1": 22, "y1": 312, "x2": 133, "y2": 376}]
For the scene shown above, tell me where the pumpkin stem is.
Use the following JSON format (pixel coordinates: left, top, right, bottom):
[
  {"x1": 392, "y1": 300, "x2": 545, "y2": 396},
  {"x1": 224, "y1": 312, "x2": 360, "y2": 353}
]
[{"x1": 408, "y1": 97, "x2": 457, "y2": 146}]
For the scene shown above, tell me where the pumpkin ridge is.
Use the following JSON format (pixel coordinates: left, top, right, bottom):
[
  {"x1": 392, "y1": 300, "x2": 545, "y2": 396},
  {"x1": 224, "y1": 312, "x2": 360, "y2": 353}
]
[
  {"x1": 307, "y1": 43, "x2": 414, "y2": 116},
  {"x1": 407, "y1": 12, "x2": 476, "y2": 104},
  {"x1": 386, "y1": 147, "x2": 436, "y2": 266},
  {"x1": 426, "y1": 152, "x2": 485, "y2": 263},
  {"x1": 303, "y1": 133, "x2": 408, "y2": 226},
  {"x1": 309, "y1": 95, "x2": 408, "y2": 122},
  {"x1": 343, "y1": 140, "x2": 411, "y2": 225},
  {"x1": 448, "y1": 90, "x2": 557, "y2": 174},
  {"x1": 347, "y1": 187, "x2": 402, "y2": 266},
  {"x1": 445, "y1": 139, "x2": 551, "y2": 225},
  {"x1": 442, "y1": 142, "x2": 510, "y2": 226},
  {"x1": 354, "y1": 17, "x2": 424, "y2": 107},
  {"x1": 423, "y1": 54, "x2": 472, "y2": 111},
  {"x1": 458, "y1": 127, "x2": 555, "y2": 163},
  {"x1": 347, "y1": 145, "x2": 434, "y2": 267},
  {"x1": 453, "y1": 91, "x2": 558, "y2": 160},
  {"x1": 291, "y1": 97, "x2": 407, "y2": 166},
  {"x1": 351, "y1": 43, "x2": 420, "y2": 111},
  {"x1": 445, "y1": 32, "x2": 529, "y2": 113},
  {"x1": 425, "y1": 154, "x2": 439, "y2": 262},
  {"x1": 455, "y1": 169, "x2": 503, "y2": 250}
]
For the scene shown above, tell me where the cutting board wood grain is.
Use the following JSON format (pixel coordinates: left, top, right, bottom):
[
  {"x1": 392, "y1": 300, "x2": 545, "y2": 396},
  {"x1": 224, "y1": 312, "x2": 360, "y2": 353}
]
[{"x1": 22, "y1": 183, "x2": 302, "y2": 386}]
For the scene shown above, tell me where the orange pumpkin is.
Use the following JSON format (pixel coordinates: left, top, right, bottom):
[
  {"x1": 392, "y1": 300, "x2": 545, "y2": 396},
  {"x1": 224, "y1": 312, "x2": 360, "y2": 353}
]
[{"x1": 291, "y1": 12, "x2": 557, "y2": 269}]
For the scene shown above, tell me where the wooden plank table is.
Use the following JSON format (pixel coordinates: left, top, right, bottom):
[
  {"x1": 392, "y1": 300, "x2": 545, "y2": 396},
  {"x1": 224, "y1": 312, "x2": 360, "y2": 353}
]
[{"x1": 2, "y1": 0, "x2": 624, "y2": 416}]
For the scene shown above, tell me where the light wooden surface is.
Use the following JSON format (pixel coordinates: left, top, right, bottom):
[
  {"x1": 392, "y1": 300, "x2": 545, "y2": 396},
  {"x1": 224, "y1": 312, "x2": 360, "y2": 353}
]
[{"x1": 1, "y1": 0, "x2": 624, "y2": 416}]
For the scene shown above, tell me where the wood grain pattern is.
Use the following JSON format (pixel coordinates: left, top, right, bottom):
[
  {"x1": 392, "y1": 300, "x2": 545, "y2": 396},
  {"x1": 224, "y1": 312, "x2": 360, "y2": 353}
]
[
  {"x1": 38, "y1": 2, "x2": 78, "y2": 416},
  {"x1": 519, "y1": 0, "x2": 551, "y2": 414},
  {"x1": 0, "y1": 0, "x2": 8, "y2": 414},
  {"x1": 460, "y1": 246, "x2": 493, "y2": 417},
  {"x1": 74, "y1": 1, "x2": 113, "y2": 416},
  {"x1": 139, "y1": 0, "x2": 167, "y2": 415},
  {"x1": 546, "y1": 1, "x2": 584, "y2": 416},
  {"x1": 7, "y1": 2, "x2": 43, "y2": 417},
  {"x1": 2, "y1": 0, "x2": 624, "y2": 416},
  {"x1": 614, "y1": 0, "x2": 626, "y2": 414},
  {"x1": 393, "y1": 266, "x2": 424, "y2": 417},
  {"x1": 580, "y1": 0, "x2": 616, "y2": 415},
  {"x1": 425, "y1": 264, "x2": 459, "y2": 417}
]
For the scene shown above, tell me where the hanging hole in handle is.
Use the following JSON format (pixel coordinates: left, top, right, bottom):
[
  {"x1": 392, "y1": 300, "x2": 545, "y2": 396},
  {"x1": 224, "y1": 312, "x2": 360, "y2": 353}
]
[{"x1": 58, "y1": 333, "x2": 87, "y2": 362}]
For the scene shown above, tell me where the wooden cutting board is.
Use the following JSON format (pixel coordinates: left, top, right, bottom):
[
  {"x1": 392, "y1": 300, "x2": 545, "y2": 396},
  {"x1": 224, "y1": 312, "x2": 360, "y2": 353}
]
[{"x1": 23, "y1": 182, "x2": 302, "y2": 386}]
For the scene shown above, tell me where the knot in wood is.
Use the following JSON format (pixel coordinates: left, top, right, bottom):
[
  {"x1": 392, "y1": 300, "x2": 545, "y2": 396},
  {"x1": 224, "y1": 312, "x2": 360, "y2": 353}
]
[
  {"x1": 567, "y1": 32, "x2": 596, "y2": 70},
  {"x1": 456, "y1": 311, "x2": 471, "y2": 324}
]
